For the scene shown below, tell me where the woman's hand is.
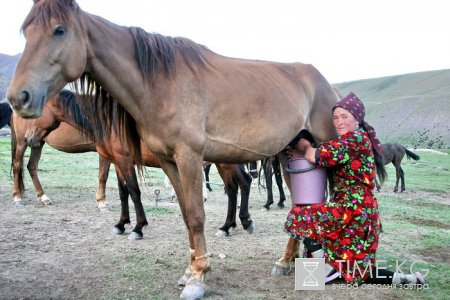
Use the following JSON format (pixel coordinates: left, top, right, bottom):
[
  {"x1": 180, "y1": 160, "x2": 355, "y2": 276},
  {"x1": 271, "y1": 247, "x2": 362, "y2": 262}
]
[
  {"x1": 297, "y1": 138, "x2": 312, "y2": 152},
  {"x1": 286, "y1": 145, "x2": 304, "y2": 159},
  {"x1": 286, "y1": 138, "x2": 310, "y2": 158}
]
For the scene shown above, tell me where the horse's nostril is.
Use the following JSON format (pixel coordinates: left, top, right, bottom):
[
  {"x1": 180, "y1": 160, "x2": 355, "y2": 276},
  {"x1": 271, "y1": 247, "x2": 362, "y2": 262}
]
[{"x1": 20, "y1": 91, "x2": 31, "y2": 107}]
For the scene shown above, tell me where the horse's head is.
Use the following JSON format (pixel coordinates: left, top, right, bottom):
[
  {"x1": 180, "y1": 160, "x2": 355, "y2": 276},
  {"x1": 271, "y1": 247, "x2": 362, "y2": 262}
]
[
  {"x1": 12, "y1": 100, "x2": 59, "y2": 148},
  {"x1": 7, "y1": 0, "x2": 87, "y2": 119}
]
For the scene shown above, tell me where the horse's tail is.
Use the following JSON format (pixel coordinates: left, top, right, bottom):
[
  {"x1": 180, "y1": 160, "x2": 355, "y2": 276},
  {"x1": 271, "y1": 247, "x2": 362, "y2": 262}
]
[
  {"x1": 9, "y1": 117, "x2": 25, "y2": 195},
  {"x1": 404, "y1": 148, "x2": 420, "y2": 161}
]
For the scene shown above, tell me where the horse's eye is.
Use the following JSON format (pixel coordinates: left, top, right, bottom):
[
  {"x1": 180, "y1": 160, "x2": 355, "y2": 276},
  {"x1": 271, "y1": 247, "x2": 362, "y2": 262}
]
[{"x1": 53, "y1": 26, "x2": 66, "y2": 37}]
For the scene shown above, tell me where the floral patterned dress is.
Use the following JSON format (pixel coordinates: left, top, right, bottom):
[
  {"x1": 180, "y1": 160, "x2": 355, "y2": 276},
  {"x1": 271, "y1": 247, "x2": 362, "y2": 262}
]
[{"x1": 285, "y1": 129, "x2": 381, "y2": 284}]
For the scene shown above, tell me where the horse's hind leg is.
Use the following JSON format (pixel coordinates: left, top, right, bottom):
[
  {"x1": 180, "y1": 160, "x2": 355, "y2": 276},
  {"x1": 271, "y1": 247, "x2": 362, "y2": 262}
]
[
  {"x1": 262, "y1": 159, "x2": 275, "y2": 210},
  {"x1": 375, "y1": 177, "x2": 381, "y2": 192},
  {"x1": 203, "y1": 164, "x2": 213, "y2": 192},
  {"x1": 235, "y1": 165, "x2": 254, "y2": 234},
  {"x1": 273, "y1": 159, "x2": 286, "y2": 208},
  {"x1": 272, "y1": 237, "x2": 300, "y2": 276},
  {"x1": 27, "y1": 144, "x2": 52, "y2": 205}
]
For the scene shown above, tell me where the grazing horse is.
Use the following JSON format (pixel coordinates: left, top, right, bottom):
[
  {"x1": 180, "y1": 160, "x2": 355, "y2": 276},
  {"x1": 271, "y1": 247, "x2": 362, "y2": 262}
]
[
  {"x1": 375, "y1": 143, "x2": 420, "y2": 192},
  {"x1": 13, "y1": 90, "x2": 254, "y2": 238},
  {"x1": 7, "y1": 1, "x2": 338, "y2": 297}
]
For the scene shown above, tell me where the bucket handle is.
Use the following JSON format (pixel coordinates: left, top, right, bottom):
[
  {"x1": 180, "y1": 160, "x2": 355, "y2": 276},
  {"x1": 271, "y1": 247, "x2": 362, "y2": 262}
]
[{"x1": 285, "y1": 164, "x2": 317, "y2": 174}]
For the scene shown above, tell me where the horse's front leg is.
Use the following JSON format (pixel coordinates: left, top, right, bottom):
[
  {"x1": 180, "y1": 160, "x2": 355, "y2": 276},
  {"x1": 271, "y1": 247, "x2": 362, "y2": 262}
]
[
  {"x1": 400, "y1": 167, "x2": 405, "y2": 192},
  {"x1": 161, "y1": 153, "x2": 209, "y2": 300},
  {"x1": 159, "y1": 160, "x2": 194, "y2": 285},
  {"x1": 11, "y1": 138, "x2": 28, "y2": 206},
  {"x1": 272, "y1": 237, "x2": 300, "y2": 276},
  {"x1": 96, "y1": 156, "x2": 111, "y2": 211},
  {"x1": 112, "y1": 163, "x2": 148, "y2": 240},
  {"x1": 27, "y1": 143, "x2": 52, "y2": 205},
  {"x1": 394, "y1": 166, "x2": 401, "y2": 192},
  {"x1": 234, "y1": 165, "x2": 254, "y2": 234},
  {"x1": 111, "y1": 165, "x2": 131, "y2": 236},
  {"x1": 215, "y1": 164, "x2": 238, "y2": 237}
]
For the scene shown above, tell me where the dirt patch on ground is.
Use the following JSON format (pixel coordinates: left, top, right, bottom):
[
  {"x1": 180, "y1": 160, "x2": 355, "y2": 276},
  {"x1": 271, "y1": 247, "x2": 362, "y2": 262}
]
[{"x1": 0, "y1": 183, "x2": 437, "y2": 299}]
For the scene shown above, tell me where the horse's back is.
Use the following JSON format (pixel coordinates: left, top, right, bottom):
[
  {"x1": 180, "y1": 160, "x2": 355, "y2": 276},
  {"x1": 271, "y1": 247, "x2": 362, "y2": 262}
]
[{"x1": 196, "y1": 55, "x2": 338, "y2": 161}]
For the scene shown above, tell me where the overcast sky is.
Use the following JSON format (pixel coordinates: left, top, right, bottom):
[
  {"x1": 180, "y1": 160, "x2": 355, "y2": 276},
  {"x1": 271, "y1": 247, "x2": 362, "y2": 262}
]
[{"x1": 1, "y1": 0, "x2": 449, "y2": 83}]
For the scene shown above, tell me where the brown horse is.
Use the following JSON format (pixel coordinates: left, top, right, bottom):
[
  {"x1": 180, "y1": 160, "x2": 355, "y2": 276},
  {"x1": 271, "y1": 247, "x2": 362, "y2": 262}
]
[
  {"x1": 11, "y1": 115, "x2": 110, "y2": 207},
  {"x1": 12, "y1": 89, "x2": 254, "y2": 239},
  {"x1": 375, "y1": 142, "x2": 420, "y2": 192},
  {"x1": 7, "y1": 1, "x2": 338, "y2": 297}
]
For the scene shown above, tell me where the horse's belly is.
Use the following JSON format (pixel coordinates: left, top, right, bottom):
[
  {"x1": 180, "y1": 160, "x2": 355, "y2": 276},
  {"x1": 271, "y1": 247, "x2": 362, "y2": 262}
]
[{"x1": 44, "y1": 123, "x2": 96, "y2": 153}]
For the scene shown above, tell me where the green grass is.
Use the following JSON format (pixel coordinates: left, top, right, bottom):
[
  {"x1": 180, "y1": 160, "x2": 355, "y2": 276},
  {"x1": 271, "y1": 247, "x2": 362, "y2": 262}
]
[
  {"x1": 381, "y1": 149, "x2": 450, "y2": 193},
  {"x1": 374, "y1": 151, "x2": 450, "y2": 299},
  {"x1": 1, "y1": 136, "x2": 449, "y2": 299}
]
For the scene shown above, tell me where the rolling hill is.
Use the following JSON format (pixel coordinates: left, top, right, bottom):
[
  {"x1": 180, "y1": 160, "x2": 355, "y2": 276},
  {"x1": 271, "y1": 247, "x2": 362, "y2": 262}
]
[
  {"x1": 334, "y1": 69, "x2": 450, "y2": 148},
  {"x1": 0, "y1": 53, "x2": 20, "y2": 99}
]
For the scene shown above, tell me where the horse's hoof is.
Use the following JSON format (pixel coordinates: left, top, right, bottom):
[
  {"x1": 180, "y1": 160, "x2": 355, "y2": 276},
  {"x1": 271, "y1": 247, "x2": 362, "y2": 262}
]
[
  {"x1": 271, "y1": 262, "x2": 291, "y2": 276},
  {"x1": 215, "y1": 230, "x2": 229, "y2": 237},
  {"x1": 246, "y1": 221, "x2": 255, "y2": 234},
  {"x1": 178, "y1": 274, "x2": 190, "y2": 286},
  {"x1": 111, "y1": 227, "x2": 124, "y2": 235},
  {"x1": 99, "y1": 206, "x2": 111, "y2": 213},
  {"x1": 40, "y1": 194, "x2": 53, "y2": 205},
  {"x1": 14, "y1": 200, "x2": 24, "y2": 207},
  {"x1": 180, "y1": 279, "x2": 206, "y2": 300},
  {"x1": 128, "y1": 231, "x2": 143, "y2": 240},
  {"x1": 277, "y1": 203, "x2": 285, "y2": 209}
]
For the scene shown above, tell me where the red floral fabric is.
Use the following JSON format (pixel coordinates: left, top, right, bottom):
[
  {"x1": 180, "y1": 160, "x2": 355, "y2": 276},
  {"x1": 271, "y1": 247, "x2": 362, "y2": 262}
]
[{"x1": 285, "y1": 129, "x2": 381, "y2": 284}]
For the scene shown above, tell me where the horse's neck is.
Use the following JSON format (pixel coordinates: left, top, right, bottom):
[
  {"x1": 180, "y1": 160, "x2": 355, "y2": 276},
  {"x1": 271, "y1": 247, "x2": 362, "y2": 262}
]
[{"x1": 83, "y1": 14, "x2": 146, "y2": 123}]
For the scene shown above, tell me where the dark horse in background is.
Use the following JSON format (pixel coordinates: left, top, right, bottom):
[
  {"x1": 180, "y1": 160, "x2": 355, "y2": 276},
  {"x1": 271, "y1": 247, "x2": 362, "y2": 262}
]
[
  {"x1": 260, "y1": 156, "x2": 287, "y2": 210},
  {"x1": 11, "y1": 90, "x2": 254, "y2": 239},
  {"x1": 0, "y1": 99, "x2": 13, "y2": 129},
  {"x1": 376, "y1": 143, "x2": 420, "y2": 192},
  {"x1": 7, "y1": 1, "x2": 339, "y2": 298},
  {"x1": 204, "y1": 160, "x2": 285, "y2": 210}
]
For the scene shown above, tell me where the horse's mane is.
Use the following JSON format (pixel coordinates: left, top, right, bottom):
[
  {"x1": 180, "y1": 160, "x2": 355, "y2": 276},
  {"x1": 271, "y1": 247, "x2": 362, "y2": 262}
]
[
  {"x1": 130, "y1": 27, "x2": 209, "y2": 83},
  {"x1": 71, "y1": 75, "x2": 143, "y2": 167},
  {"x1": 55, "y1": 90, "x2": 97, "y2": 141}
]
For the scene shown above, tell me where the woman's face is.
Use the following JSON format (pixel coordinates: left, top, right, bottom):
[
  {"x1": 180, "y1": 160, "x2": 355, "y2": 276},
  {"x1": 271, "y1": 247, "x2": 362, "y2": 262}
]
[{"x1": 333, "y1": 107, "x2": 359, "y2": 136}]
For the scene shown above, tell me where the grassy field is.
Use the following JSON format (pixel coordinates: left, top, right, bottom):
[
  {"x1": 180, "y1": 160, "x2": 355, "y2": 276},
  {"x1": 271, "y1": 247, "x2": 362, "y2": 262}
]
[{"x1": 0, "y1": 137, "x2": 449, "y2": 299}]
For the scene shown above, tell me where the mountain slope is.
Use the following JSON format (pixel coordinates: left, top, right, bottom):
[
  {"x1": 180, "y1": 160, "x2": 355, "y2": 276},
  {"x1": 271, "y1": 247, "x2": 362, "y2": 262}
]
[
  {"x1": 334, "y1": 69, "x2": 450, "y2": 148},
  {"x1": 0, "y1": 53, "x2": 20, "y2": 99}
]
